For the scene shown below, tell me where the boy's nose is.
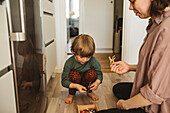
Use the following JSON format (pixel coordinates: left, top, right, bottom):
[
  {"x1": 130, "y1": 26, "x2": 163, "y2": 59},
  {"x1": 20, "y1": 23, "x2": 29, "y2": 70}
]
[
  {"x1": 129, "y1": 3, "x2": 134, "y2": 10},
  {"x1": 83, "y1": 58, "x2": 89, "y2": 62}
]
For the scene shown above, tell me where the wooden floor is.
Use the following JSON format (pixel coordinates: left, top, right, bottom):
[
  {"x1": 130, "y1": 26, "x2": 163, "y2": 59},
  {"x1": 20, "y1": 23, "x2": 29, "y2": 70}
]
[
  {"x1": 45, "y1": 39, "x2": 131, "y2": 113},
  {"x1": 46, "y1": 72, "x2": 135, "y2": 113}
]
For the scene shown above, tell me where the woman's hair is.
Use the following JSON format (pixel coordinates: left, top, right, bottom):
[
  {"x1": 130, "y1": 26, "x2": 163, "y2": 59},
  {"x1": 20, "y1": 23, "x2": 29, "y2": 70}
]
[
  {"x1": 150, "y1": 0, "x2": 170, "y2": 17},
  {"x1": 71, "y1": 34, "x2": 95, "y2": 57}
]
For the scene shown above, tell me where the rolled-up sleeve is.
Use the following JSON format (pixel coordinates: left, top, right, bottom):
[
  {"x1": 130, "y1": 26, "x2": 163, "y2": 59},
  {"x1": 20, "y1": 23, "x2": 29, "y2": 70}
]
[
  {"x1": 61, "y1": 61, "x2": 72, "y2": 88},
  {"x1": 91, "y1": 57, "x2": 103, "y2": 83},
  {"x1": 140, "y1": 84, "x2": 165, "y2": 104}
]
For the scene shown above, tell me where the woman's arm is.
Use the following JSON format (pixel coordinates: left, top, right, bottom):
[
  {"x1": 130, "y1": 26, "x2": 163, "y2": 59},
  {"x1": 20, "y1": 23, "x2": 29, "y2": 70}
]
[
  {"x1": 128, "y1": 65, "x2": 137, "y2": 71},
  {"x1": 116, "y1": 93, "x2": 152, "y2": 110},
  {"x1": 110, "y1": 61, "x2": 137, "y2": 74}
]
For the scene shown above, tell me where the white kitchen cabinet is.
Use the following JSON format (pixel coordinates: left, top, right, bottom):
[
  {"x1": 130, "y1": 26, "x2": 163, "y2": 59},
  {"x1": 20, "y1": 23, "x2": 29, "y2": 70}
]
[
  {"x1": 0, "y1": 6, "x2": 12, "y2": 70},
  {"x1": 0, "y1": 6, "x2": 17, "y2": 113},
  {"x1": 41, "y1": 0, "x2": 57, "y2": 83},
  {"x1": 45, "y1": 41, "x2": 57, "y2": 83},
  {"x1": 0, "y1": 71, "x2": 17, "y2": 113}
]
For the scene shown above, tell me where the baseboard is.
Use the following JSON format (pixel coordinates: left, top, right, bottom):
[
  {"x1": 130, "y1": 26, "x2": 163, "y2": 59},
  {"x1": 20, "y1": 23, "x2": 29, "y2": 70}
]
[
  {"x1": 54, "y1": 68, "x2": 63, "y2": 73},
  {"x1": 95, "y1": 48, "x2": 113, "y2": 53}
]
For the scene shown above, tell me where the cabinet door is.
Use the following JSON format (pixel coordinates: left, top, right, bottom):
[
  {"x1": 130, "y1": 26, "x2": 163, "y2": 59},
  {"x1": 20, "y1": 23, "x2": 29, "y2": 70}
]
[
  {"x1": 43, "y1": 15, "x2": 56, "y2": 44},
  {"x1": 0, "y1": 71, "x2": 17, "y2": 113},
  {"x1": 0, "y1": 6, "x2": 17, "y2": 113},
  {"x1": 0, "y1": 6, "x2": 11, "y2": 70},
  {"x1": 41, "y1": 0, "x2": 57, "y2": 82},
  {"x1": 45, "y1": 41, "x2": 56, "y2": 83},
  {"x1": 42, "y1": 0, "x2": 55, "y2": 14}
]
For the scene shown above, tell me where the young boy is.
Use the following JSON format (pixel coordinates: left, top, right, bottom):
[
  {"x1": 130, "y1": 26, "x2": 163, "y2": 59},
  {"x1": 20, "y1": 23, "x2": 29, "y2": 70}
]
[{"x1": 62, "y1": 34, "x2": 103, "y2": 104}]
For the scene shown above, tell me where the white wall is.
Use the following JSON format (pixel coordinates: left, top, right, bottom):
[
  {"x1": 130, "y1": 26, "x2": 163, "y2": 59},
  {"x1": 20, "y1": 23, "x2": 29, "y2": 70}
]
[
  {"x1": 55, "y1": 0, "x2": 67, "y2": 73},
  {"x1": 79, "y1": 0, "x2": 113, "y2": 53},
  {"x1": 122, "y1": 0, "x2": 148, "y2": 64}
]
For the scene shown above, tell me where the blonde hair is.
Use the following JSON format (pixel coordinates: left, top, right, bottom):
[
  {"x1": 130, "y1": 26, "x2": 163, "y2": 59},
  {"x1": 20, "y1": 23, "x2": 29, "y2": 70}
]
[{"x1": 71, "y1": 34, "x2": 95, "y2": 57}]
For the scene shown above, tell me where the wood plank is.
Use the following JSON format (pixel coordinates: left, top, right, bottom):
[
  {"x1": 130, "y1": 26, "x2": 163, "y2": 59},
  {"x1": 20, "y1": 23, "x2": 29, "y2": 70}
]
[{"x1": 46, "y1": 72, "x2": 135, "y2": 113}]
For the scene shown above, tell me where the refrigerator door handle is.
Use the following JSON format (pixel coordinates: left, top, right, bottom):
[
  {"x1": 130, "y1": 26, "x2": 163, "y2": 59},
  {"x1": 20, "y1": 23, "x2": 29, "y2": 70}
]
[
  {"x1": 19, "y1": 0, "x2": 25, "y2": 33},
  {"x1": 10, "y1": 32, "x2": 26, "y2": 41}
]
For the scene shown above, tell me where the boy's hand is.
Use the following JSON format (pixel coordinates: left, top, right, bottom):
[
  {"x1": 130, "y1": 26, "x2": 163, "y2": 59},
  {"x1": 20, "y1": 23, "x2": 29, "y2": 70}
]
[
  {"x1": 90, "y1": 79, "x2": 101, "y2": 91},
  {"x1": 69, "y1": 83, "x2": 87, "y2": 93},
  {"x1": 36, "y1": 94, "x2": 40, "y2": 102},
  {"x1": 76, "y1": 84, "x2": 87, "y2": 93},
  {"x1": 21, "y1": 81, "x2": 32, "y2": 89}
]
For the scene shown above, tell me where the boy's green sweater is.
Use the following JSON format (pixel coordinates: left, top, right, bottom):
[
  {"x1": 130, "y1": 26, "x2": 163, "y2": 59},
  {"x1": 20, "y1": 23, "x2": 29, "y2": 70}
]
[{"x1": 61, "y1": 55, "x2": 103, "y2": 88}]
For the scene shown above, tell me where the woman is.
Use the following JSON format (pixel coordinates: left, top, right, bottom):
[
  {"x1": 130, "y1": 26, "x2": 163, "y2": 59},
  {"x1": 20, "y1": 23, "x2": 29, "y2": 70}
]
[{"x1": 97, "y1": 0, "x2": 170, "y2": 113}]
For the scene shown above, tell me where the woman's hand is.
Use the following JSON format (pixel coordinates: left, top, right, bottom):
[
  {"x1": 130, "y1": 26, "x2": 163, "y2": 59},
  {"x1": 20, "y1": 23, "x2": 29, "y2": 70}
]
[
  {"x1": 116, "y1": 99, "x2": 129, "y2": 110},
  {"x1": 110, "y1": 61, "x2": 130, "y2": 74}
]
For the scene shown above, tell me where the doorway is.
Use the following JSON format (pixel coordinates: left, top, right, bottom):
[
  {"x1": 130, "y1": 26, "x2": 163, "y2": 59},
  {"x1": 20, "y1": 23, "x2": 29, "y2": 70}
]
[
  {"x1": 66, "y1": 0, "x2": 79, "y2": 56},
  {"x1": 113, "y1": 0, "x2": 123, "y2": 58},
  {"x1": 66, "y1": 0, "x2": 123, "y2": 72}
]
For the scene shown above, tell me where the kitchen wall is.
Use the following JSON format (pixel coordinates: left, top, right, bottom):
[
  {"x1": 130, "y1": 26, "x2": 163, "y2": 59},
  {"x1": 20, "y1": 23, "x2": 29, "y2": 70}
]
[{"x1": 122, "y1": 0, "x2": 148, "y2": 64}]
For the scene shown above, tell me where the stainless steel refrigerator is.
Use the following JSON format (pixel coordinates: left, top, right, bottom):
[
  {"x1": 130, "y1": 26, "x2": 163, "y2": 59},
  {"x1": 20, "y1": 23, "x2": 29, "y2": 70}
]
[{"x1": 0, "y1": 0, "x2": 48, "y2": 113}]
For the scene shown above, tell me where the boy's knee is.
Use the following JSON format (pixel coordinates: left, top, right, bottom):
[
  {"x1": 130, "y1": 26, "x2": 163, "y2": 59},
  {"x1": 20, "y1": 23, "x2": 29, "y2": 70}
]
[
  {"x1": 84, "y1": 69, "x2": 97, "y2": 81},
  {"x1": 69, "y1": 70, "x2": 81, "y2": 83}
]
